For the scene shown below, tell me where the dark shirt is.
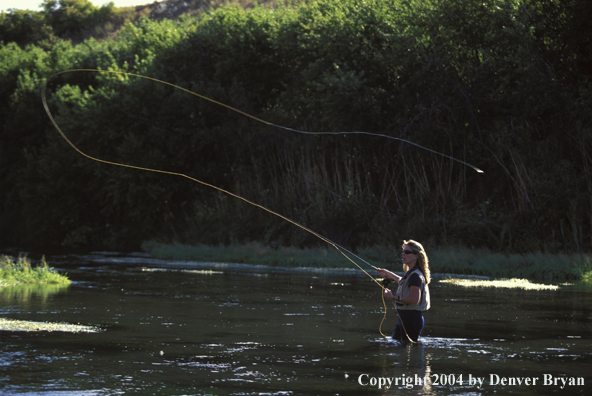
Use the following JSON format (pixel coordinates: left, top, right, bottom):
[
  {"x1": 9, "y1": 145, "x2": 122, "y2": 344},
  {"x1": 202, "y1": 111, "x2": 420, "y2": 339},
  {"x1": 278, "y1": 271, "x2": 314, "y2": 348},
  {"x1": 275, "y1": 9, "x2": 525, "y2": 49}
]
[{"x1": 401, "y1": 268, "x2": 421, "y2": 289}]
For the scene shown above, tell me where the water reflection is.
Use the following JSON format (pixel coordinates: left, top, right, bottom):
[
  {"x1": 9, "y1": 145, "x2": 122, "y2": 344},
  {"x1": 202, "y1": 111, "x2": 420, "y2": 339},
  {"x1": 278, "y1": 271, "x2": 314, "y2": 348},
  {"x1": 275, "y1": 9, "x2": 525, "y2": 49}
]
[
  {"x1": 373, "y1": 341, "x2": 434, "y2": 394},
  {"x1": 0, "y1": 283, "x2": 70, "y2": 305}
]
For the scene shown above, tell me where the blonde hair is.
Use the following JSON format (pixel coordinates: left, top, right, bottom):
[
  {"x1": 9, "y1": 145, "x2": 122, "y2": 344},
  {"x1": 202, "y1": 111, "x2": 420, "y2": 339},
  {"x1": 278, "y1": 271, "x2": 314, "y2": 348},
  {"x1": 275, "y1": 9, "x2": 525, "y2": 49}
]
[{"x1": 402, "y1": 239, "x2": 431, "y2": 284}]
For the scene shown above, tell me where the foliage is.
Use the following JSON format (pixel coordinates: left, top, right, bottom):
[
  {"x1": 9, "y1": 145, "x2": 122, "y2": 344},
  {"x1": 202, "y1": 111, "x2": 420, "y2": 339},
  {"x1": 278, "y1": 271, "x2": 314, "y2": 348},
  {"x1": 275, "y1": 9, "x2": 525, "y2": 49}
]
[
  {"x1": 143, "y1": 241, "x2": 591, "y2": 280},
  {"x1": 0, "y1": 255, "x2": 71, "y2": 286},
  {"x1": 42, "y1": 0, "x2": 108, "y2": 37},
  {"x1": 0, "y1": 0, "x2": 591, "y2": 254},
  {"x1": 0, "y1": 9, "x2": 57, "y2": 48},
  {"x1": 429, "y1": 247, "x2": 589, "y2": 279},
  {"x1": 0, "y1": 0, "x2": 298, "y2": 48}
]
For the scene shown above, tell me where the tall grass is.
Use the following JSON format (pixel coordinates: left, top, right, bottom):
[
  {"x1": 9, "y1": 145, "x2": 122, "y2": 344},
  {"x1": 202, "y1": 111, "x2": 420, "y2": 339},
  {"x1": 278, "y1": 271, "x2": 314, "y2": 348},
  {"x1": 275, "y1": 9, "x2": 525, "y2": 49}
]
[
  {"x1": 429, "y1": 247, "x2": 592, "y2": 279},
  {"x1": 0, "y1": 255, "x2": 71, "y2": 286},
  {"x1": 142, "y1": 241, "x2": 368, "y2": 269},
  {"x1": 142, "y1": 241, "x2": 592, "y2": 279}
]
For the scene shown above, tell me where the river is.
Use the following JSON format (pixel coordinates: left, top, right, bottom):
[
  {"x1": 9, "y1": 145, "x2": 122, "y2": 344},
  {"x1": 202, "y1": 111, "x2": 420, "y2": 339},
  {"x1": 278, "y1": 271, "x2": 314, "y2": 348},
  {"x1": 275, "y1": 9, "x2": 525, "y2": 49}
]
[{"x1": 1, "y1": 252, "x2": 590, "y2": 395}]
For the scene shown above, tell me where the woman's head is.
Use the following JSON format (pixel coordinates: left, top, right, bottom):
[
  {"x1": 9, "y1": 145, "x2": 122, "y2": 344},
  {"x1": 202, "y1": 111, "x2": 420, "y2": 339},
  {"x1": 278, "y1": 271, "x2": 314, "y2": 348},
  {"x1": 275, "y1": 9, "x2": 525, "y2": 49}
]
[{"x1": 401, "y1": 240, "x2": 431, "y2": 284}]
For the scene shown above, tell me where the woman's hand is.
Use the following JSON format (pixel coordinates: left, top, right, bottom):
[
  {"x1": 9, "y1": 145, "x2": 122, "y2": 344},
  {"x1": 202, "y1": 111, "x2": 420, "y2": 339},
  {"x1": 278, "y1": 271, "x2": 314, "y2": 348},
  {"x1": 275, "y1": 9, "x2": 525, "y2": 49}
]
[
  {"x1": 376, "y1": 267, "x2": 401, "y2": 283},
  {"x1": 384, "y1": 288, "x2": 395, "y2": 301}
]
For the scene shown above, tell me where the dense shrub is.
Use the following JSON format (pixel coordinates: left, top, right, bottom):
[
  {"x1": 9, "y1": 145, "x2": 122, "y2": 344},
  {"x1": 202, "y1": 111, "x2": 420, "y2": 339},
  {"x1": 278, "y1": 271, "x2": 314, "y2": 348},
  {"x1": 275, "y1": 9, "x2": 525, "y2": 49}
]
[{"x1": 1, "y1": 0, "x2": 590, "y2": 253}]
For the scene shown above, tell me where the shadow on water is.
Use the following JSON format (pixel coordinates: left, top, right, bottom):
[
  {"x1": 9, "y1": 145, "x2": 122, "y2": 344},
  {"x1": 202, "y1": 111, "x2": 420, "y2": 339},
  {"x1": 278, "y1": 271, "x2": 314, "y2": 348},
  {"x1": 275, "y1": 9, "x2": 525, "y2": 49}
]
[{"x1": 0, "y1": 252, "x2": 590, "y2": 395}]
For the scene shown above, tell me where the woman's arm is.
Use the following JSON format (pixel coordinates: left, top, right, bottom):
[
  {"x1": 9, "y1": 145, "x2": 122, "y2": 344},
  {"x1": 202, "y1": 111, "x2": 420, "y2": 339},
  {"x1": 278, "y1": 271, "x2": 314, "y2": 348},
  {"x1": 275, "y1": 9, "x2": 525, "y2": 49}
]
[
  {"x1": 376, "y1": 268, "x2": 402, "y2": 283},
  {"x1": 384, "y1": 286, "x2": 421, "y2": 304}
]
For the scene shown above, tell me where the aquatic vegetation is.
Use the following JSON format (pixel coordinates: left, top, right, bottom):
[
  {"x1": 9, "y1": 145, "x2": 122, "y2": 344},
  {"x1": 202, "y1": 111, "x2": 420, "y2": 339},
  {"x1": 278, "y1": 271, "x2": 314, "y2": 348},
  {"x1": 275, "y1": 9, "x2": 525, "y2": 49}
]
[
  {"x1": 142, "y1": 241, "x2": 371, "y2": 269},
  {"x1": 0, "y1": 318, "x2": 100, "y2": 333},
  {"x1": 0, "y1": 257, "x2": 93, "y2": 334},
  {"x1": 143, "y1": 241, "x2": 591, "y2": 280},
  {"x1": 0, "y1": 255, "x2": 71, "y2": 286},
  {"x1": 440, "y1": 278, "x2": 559, "y2": 290},
  {"x1": 577, "y1": 257, "x2": 592, "y2": 282},
  {"x1": 429, "y1": 248, "x2": 590, "y2": 280},
  {"x1": 140, "y1": 267, "x2": 224, "y2": 275}
]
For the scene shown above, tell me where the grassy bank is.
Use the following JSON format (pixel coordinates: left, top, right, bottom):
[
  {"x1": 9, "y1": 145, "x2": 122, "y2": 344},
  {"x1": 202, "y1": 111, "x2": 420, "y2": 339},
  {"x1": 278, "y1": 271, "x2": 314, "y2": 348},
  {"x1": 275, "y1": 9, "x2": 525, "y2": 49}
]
[
  {"x1": 429, "y1": 247, "x2": 592, "y2": 280},
  {"x1": 142, "y1": 241, "x2": 363, "y2": 269},
  {"x1": 0, "y1": 255, "x2": 71, "y2": 286},
  {"x1": 142, "y1": 242, "x2": 592, "y2": 280}
]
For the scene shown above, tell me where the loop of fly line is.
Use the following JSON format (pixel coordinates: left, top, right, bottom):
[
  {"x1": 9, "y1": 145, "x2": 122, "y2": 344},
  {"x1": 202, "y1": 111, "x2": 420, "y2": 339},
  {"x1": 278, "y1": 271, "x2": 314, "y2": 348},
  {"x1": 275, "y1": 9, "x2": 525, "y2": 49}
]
[{"x1": 41, "y1": 69, "x2": 483, "y2": 338}]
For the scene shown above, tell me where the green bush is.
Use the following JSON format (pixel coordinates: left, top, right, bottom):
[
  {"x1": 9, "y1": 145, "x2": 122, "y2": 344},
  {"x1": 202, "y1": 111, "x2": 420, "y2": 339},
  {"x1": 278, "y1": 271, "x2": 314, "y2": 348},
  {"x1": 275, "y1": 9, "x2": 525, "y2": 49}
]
[{"x1": 1, "y1": 0, "x2": 591, "y2": 254}]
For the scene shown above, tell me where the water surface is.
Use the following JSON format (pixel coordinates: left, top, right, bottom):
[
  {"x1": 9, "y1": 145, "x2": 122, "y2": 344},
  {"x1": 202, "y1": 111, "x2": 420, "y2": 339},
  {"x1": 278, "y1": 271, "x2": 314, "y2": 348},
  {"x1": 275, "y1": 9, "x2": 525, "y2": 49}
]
[{"x1": 1, "y1": 253, "x2": 590, "y2": 395}]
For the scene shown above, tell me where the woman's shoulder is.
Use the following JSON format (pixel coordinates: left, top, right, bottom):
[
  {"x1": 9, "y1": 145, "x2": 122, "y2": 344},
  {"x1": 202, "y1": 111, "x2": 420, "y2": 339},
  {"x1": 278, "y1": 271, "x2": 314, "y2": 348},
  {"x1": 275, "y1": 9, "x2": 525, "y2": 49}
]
[{"x1": 408, "y1": 269, "x2": 426, "y2": 285}]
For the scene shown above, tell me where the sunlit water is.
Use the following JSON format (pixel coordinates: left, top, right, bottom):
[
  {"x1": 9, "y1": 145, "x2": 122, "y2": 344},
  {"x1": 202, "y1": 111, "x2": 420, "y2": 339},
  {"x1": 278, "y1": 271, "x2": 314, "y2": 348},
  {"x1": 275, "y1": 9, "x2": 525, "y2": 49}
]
[{"x1": 1, "y1": 252, "x2": 590, "y2": 395}]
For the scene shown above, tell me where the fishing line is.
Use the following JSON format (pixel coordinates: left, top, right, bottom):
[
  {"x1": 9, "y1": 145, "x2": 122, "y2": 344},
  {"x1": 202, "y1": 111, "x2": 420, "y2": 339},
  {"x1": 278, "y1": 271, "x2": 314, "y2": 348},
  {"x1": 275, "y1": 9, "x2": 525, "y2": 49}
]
[
  {"x1": 41, "y1": 69, "x2": 481, "y2": 338},
  {"x1": 41, "y1": 69, "x2": 382, "y2": 287},
  {"x1": 43, "y1": 69, "x2": 484, "y2": 174},
  {"x1": 378, "y1": 278, "x2": 416, "y2": 342}
]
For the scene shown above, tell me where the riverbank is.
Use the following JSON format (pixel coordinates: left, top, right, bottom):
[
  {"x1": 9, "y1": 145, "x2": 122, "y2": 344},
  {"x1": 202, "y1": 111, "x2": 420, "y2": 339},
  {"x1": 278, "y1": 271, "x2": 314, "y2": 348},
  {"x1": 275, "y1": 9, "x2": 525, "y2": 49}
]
[{"x1": 142, "y1": 242, "x2": 592, "y2": 280}]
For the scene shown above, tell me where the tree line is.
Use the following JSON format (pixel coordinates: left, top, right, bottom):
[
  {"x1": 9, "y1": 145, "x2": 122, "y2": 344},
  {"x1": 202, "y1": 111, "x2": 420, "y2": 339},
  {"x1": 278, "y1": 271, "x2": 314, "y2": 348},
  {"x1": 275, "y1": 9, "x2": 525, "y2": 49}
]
[{"x1": 1, "y1": 0, "x2": 591, "y2": 253}]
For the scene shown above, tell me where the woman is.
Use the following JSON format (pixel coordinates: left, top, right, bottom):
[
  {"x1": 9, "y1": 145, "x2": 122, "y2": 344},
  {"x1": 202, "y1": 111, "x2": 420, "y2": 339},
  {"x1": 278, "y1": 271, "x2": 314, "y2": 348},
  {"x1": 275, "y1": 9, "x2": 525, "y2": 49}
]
[{"x1": 376, "y1": 240, "x2": 431, "y2": 343}]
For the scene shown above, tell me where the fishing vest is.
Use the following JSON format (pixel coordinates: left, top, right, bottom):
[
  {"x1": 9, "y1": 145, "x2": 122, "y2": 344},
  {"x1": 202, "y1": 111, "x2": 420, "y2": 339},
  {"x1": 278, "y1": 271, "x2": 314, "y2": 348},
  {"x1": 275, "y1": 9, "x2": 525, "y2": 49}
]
[{"x1": 396, "y1": 268, "x2": 430, "y2": 311}]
